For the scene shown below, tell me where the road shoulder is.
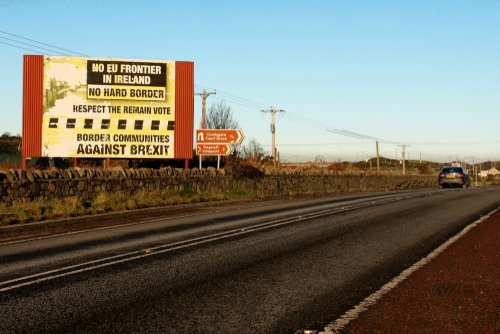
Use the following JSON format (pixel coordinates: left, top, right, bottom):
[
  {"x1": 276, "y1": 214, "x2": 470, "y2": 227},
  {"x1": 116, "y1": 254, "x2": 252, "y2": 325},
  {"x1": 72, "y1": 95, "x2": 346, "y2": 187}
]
[{"x1": 324, "y1": 208, "x2": 499, "y2": 334}]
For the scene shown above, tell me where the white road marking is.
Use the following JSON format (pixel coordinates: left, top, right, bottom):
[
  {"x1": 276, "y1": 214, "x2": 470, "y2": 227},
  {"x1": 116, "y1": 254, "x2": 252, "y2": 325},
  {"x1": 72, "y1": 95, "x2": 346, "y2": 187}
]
[
  {"x1": 1, "y1": 190, "x2": 439, "y2": 246},
  {"x1": 320, "y1": 206, "x2": 499, "y2": 334},
  {"x1": 0, "y1": 202, "x2": 276, "y2": 246},
  {"x1": 0, "y1": 195, "x2": 422, "y2": 292}
]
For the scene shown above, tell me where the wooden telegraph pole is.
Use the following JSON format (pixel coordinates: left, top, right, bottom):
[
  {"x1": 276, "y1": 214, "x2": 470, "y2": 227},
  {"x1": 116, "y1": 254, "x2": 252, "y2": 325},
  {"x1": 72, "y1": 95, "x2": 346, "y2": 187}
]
[
  {"x1": 195, "y1": 90, "x2": 216, "y2": 169},
  {"x1": 261, "y1": 107, "x2": 285, "y2": 169},
  {"x1": 398, "y1": 144, "x2": 409, "y2": 175}
]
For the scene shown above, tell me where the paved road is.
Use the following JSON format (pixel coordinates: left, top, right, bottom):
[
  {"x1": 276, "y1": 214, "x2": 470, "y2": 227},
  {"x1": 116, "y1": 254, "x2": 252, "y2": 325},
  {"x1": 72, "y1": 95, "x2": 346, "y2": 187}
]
[{"x1": 1, "y1": 187, "x2": 499, "y2": 333}]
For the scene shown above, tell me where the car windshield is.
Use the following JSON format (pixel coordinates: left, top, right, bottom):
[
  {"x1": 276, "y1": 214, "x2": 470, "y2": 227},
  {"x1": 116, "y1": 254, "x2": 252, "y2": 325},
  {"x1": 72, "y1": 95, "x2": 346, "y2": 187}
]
[{"x1": 442, "y1": 167, "x2": 463, "y2": 173}]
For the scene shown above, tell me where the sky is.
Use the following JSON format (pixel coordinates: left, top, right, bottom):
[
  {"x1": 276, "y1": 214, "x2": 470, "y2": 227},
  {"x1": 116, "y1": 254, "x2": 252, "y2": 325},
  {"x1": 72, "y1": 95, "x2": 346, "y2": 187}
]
[{"x1": 0, "y1": 0, "x2": 499, "y2": 163}]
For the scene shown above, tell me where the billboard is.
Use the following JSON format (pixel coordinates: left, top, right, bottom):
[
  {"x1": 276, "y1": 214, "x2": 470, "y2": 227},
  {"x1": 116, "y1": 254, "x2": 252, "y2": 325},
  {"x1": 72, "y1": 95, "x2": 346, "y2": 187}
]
[{"x1": 23, "y1": 56, "x2": 194, "y2": 160}]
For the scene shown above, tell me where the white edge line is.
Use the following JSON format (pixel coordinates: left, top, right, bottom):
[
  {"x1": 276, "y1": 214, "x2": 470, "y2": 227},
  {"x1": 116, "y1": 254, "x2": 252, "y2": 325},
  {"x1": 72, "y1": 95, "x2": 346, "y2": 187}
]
[
  {"x1": 0, "y1": 211, "x2": 209, "y2": 246},
  {"x1": 320, "y1": 206, "x2": 500, "y2": 334},
  {"x1": 0, "y1": 202, "x2": 276, "y2": 246}
]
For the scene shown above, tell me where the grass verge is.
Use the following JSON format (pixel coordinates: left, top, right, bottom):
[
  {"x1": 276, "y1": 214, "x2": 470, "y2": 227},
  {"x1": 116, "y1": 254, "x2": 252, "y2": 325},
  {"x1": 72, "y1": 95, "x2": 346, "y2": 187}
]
[{"x1": 0, "y1": 188, "x2": 253, "y2": 227}]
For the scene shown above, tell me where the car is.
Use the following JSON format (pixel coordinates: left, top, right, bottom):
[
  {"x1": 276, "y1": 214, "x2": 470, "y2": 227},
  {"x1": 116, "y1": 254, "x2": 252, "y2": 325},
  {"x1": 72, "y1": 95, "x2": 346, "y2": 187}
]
[{"x1": 438, "y1": 166, "x2": 471, "y2": 188}]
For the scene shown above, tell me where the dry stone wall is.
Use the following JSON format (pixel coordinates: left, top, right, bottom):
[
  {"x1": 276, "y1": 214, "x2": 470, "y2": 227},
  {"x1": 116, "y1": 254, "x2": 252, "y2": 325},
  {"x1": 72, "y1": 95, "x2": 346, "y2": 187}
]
[{"x1": 0, "y1": 167, "x2": 436, "y2": 204}]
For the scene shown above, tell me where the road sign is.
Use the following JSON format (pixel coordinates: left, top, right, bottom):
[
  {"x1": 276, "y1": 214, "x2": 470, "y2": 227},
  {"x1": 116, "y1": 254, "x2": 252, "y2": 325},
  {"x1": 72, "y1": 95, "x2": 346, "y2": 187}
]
[
  {"x1": 196, "y1": 129, "x2": 244, "y2": 144},
  {"x1": 196, "y1": 144, "x2": 233, "y2": 156}
]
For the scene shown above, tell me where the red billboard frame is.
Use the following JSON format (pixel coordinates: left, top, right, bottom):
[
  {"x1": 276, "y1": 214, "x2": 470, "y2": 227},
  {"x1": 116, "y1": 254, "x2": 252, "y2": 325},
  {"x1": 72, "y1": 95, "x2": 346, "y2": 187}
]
[{"x1": 22, "y1": 55, "x2": 194, "y2": 169}]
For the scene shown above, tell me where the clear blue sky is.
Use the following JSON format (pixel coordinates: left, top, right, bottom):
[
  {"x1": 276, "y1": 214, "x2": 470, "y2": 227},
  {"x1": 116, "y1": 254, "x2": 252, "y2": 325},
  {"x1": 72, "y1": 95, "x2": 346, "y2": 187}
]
[{"x1": 1, "y1": 0, "x2": 499, "y2": 163}]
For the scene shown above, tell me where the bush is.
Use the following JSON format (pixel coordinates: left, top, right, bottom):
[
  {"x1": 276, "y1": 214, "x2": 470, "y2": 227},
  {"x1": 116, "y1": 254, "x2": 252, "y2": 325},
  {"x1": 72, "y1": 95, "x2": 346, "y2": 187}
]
[
  {"x1": 224, "y1": 158, "x2": 264, "y2": 178},
  {"x1": 327, "y1": 162, "x2": 348, "y2": 172},
  {"x1": 418, "y1": 163, "x2": 433, "y2": 175}
]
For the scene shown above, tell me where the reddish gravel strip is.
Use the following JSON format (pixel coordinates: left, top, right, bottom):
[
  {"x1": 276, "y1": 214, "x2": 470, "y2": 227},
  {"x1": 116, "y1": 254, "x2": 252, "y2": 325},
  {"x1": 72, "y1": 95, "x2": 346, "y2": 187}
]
[{"x1": 338, "y1": 210, "x2": 500, "y2": 334}]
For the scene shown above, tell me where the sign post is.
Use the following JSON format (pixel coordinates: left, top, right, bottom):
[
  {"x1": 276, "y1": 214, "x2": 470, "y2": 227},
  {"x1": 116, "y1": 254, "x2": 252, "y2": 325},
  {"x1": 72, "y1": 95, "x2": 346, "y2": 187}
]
[{"x1": 196, "y1": 129, "x2": 244, "y2": 169}]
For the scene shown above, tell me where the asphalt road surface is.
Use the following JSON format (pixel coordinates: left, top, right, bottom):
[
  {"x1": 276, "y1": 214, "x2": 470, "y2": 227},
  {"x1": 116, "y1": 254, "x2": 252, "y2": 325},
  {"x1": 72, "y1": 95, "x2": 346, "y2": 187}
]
[{"x1": 1, "y1": 187, "x2": 499, "y2": 333}]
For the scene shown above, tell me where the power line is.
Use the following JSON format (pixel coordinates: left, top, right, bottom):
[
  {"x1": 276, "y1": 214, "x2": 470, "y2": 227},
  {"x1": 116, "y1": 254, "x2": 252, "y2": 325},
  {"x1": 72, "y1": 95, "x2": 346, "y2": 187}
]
[
  {"x1": 195, "y1": 84, "x2": 267, "y2": 109},
  {"x1": 196, "y1": 85, "x2": 391, "y2": 144},
  {"x1": 211, "y1": 95, "x2": 262, "y2": 111},
  {"x1": 326, "y1": 129, "x2": 376, "y2": 140},
  {"x1": 1, "y1": 31, "x2": 496, "y2": 149},
  {"x1": 283, "y1": 112, "x2": 380, "y2": 141},
  {"x1": 405, "y1": 141, "x2": 500, "y2": 145},
  {"x1": 0, "y1": 30, "x2": 89, "y2": 56},
  {"x1": 214, "y1": 94, "x2": 265, "y2": 109},
  {"x1": 194, "y1": 85, "x2": 399, "y2": 144},
  {"x1": 263, "y1": 142, "x2": 373, "y2": 146},
  {"x1": 0, "y1": 36, "x2": 69, "y2": 56},
  {"x1": 5, "y1": 31, "x2": 492, "y2": 154},
  {"x1": 0, "y1": 40, "x2": 45, "y2": 54}
]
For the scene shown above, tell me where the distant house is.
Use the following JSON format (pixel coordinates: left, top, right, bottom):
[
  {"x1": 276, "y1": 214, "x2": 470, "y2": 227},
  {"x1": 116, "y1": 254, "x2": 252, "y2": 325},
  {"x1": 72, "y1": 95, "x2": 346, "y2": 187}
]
[
  {"x1": 480, "y1": 167, "x2": 500, "y2": 178},
  {"x1": 487, "y1": 167, "x2": 500, "y2": 176}
]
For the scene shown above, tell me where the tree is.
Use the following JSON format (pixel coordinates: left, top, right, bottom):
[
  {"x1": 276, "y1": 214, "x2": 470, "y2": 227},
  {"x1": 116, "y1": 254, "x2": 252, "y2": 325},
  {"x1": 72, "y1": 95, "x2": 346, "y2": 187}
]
[
  {"x1": 241, "y1": 138, "x2": 265, "y2": 162},
  {"x1": 206, "y1": 101, "x2": 239, "y2": 129},
  {"x1": 0, "y1": 132, "x2": 20, "y2": 153}
]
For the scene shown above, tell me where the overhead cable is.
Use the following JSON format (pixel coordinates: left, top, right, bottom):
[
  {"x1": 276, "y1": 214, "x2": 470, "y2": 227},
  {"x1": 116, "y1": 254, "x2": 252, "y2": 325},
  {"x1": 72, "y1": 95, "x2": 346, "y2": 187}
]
[
  {"x1": 0, "y1": 30, "x2": 89, "y2": 56},
  {"x1": 0, "y1": 40, "x2": 45, "y2": 54},
  {"x1": 0, "y1": 35, "x2": 69, "y2": 56}
]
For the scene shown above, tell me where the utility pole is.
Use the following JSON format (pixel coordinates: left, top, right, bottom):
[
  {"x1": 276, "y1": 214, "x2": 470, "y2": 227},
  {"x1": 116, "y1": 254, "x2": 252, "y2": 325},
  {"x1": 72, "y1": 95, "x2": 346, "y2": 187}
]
[
  {"x1": 473, "y1": 158, "x2": 477, "y2": 187},
  {"x1": 262, "y1": 107, "x2": 285, "y2": 169},
  {"x1": 195, "y1": 90, "x2": 216, "y2": 129},
  {"x1": 375, "y1": 140, "x2": 380, "y2": 174},
  {"x1": 398, "y1": 144, "x2": 409, "y2": 175},
  {"x1": 195, "y1": 90, "x2": 216, "y2": 169}
]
